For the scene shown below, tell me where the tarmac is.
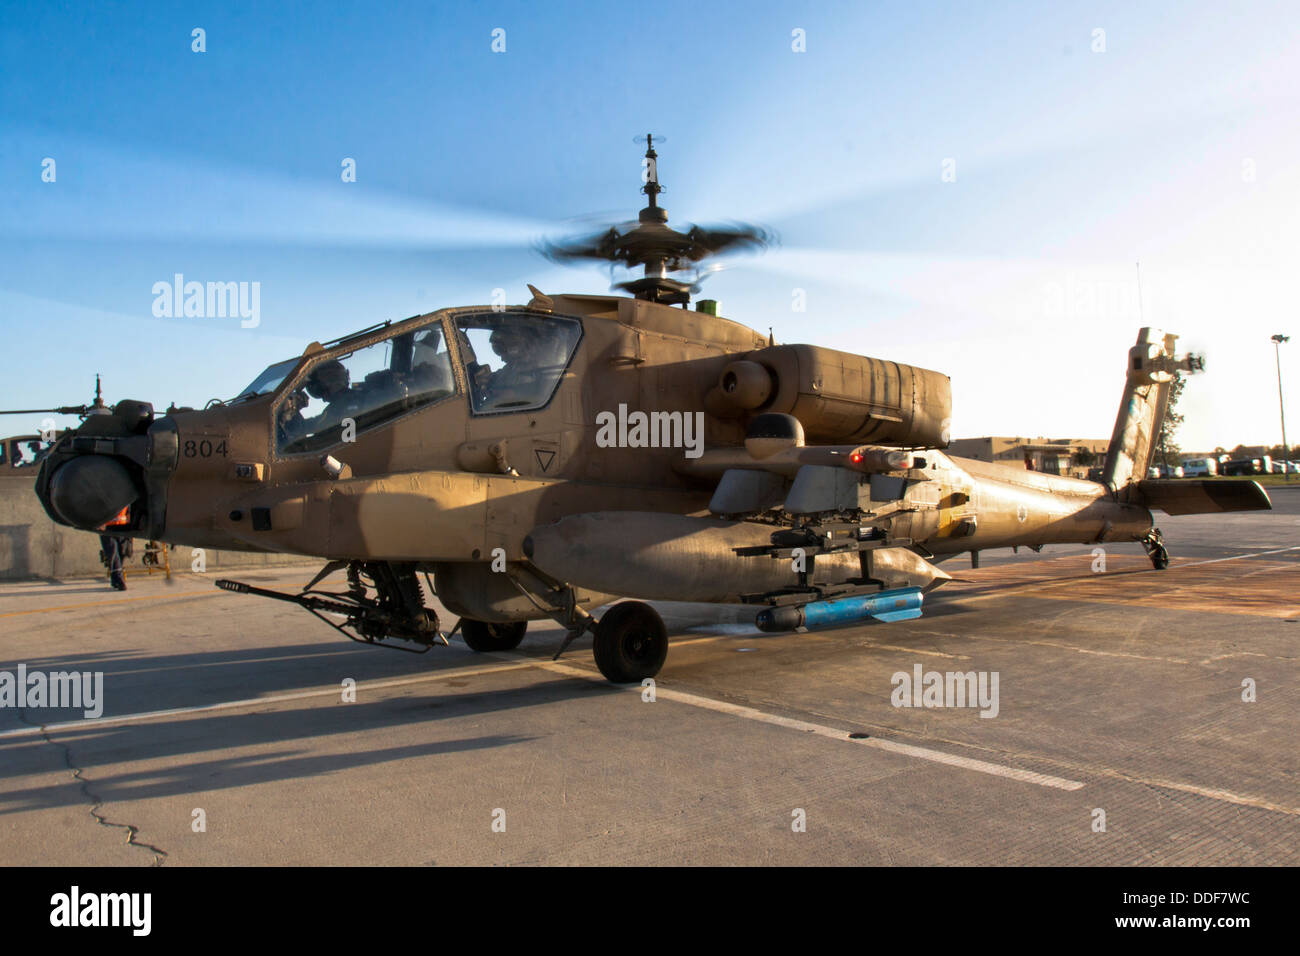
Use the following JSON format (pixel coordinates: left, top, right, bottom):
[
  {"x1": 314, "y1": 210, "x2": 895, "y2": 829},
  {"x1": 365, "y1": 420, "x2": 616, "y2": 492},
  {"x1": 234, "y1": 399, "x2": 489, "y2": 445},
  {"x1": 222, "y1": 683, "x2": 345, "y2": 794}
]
[{"x1": 1, "y1": 487, "x2": 1296, "y2": 866}]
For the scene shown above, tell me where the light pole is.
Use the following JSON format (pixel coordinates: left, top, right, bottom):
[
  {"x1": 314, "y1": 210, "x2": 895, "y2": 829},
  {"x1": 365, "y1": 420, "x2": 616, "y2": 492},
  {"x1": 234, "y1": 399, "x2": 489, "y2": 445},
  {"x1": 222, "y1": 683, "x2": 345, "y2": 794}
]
[{"x1": 1273, "y1": 334, "x2": 1290, "y2": 481}]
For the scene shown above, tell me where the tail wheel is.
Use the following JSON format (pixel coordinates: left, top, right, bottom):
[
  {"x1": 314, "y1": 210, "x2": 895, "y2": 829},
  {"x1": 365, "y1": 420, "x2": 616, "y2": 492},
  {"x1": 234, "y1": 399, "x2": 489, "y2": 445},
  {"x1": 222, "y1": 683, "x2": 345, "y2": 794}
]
[
  {"x1": 593, "y1": 601, "x2": 668, "y2": 683},
  {"x1": 461, "y1": 619, "x2": 527, "y2": 652},
  {"x1": 1142, "y1": 528, "x2": 1170, "y2": 571}
]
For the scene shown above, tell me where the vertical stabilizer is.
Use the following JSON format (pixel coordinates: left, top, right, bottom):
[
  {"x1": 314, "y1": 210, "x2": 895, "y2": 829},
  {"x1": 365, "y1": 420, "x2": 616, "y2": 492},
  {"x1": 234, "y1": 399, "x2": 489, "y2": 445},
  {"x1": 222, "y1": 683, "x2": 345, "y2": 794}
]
[{"x1": 1102, "y1": 328, "x2": 1203, "y2": 493}]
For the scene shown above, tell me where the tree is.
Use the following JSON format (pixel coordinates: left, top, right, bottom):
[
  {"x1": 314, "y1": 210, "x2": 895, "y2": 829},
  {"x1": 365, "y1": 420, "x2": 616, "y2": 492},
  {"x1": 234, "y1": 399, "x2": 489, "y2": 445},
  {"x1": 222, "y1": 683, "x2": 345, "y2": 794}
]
[
  {"x1": 1157, "y1": 372, "x2": 1185, "y2": 468},
  {"x1": 1073, "y1": 446, "x2": 1097, "y2": 467}
]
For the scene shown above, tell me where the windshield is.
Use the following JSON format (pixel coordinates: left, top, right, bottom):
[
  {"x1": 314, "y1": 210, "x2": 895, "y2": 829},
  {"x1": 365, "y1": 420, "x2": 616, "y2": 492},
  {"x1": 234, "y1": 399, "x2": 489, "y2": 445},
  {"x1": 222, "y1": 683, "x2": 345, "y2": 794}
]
[
  {"x1": 455, "y1": 311, "x2": 582, "y2": 414},
  {"x1": 233, "y1": 358, "x2": 300, "y2": 402},
  {"x1": 275, "y1": 320, "x2": 456, "y2": 455}
]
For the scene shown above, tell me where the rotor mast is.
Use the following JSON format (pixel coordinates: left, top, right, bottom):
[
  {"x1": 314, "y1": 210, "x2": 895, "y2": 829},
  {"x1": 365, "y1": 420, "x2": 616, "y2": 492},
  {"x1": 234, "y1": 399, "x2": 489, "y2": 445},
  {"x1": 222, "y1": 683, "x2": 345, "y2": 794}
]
[
  {"x1": 539, "y1": 135, "x2": 771, "y2": 306},
  {"x1": 639, "y1": 134, "x2": 669, "y2": 283}
]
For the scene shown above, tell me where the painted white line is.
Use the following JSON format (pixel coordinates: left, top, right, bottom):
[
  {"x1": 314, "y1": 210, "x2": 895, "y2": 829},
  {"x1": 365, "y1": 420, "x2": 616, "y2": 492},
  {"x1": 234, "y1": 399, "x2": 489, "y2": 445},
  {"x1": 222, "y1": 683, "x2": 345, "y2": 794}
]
[
  {"x1": 1112, "y1": 775, "x2": 1300, "y2": 817},
  {"x1": 528, "y1": 656, "x2": 1084, "y2": 792},
  {"x1": 0, "y1": 659, "x2": 543, "y2": 740},
  {"x1": 535, "y1": 656, "x2": 1300, "y2": 812},
  {"x1": 1177, "y1": 546, "x2": 1300, "y2": 568},
  {"x1": 868, "y1": 643, "x2": 971, "y2": 660}
]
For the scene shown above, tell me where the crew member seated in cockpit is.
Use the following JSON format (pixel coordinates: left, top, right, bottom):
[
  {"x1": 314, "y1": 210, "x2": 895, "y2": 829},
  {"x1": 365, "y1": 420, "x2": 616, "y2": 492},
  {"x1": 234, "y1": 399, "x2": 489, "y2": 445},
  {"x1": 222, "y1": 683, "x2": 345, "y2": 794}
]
[
  {"x1": 484, "y1": 323, "x2": 550, "y2": 408},
  {"x1": 303, "y1": 359, "x2": 363, "y2": 436}
]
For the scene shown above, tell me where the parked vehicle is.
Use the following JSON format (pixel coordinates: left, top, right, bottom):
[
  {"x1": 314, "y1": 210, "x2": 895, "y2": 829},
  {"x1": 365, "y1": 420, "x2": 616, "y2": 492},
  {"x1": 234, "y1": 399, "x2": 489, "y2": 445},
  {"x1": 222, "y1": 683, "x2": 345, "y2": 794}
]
[
  {"x1": 1181, "y1": 457, "x2": 1218, "y2": 477},
  {"x1": 1222, "y1": 457, "x2": 1269, "y2": 476}
]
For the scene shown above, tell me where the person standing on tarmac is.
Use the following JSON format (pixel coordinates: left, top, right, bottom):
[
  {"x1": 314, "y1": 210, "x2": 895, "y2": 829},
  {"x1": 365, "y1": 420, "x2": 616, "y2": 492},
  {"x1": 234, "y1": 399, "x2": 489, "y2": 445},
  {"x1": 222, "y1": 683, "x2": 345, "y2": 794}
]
[{"x1": 98, "y1": 506, "x2": 132, "y2": 591}]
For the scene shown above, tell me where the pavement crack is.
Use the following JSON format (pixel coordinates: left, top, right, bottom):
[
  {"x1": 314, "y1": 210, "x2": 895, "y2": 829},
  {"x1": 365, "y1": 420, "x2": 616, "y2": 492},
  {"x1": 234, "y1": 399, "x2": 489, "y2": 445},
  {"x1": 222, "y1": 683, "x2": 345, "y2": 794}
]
[{"x1": 18, "y1": 709, "x2": 168, "y2": 866}]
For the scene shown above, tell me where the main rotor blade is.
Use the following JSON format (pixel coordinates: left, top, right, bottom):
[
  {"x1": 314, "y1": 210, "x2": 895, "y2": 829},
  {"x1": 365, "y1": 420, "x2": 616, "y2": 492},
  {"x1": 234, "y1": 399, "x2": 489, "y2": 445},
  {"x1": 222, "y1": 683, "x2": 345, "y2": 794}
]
[{"x1": 2, "y1": 137, "x2": 555, "y2": 250}]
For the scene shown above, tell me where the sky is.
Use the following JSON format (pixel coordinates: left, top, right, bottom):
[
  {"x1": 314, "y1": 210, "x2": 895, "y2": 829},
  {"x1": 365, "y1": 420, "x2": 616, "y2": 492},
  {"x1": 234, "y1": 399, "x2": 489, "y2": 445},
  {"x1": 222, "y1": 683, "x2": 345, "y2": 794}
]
[{"x1": 1, "y1": 0, "x2": 1297, "y2": 452}]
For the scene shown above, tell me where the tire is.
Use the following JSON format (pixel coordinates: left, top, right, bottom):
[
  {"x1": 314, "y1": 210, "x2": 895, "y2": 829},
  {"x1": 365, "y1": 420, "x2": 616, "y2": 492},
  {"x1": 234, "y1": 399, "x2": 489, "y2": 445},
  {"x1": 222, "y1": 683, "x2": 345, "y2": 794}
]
[
  {"x1": 1151, "y1": 545, "x2": 1169, "y2": 571},
  {"x1": 461, "y1": 619, "x2": 527, "y2": 652},
  {"x1": 592, "y1": 601, "x2": 668, "y2": 683}
]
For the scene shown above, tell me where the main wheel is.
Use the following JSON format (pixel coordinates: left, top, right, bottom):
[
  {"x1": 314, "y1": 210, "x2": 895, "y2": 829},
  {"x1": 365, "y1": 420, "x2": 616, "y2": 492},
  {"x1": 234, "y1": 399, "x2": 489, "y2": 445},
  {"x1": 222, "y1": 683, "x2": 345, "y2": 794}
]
[
  {"x1": 1150, "y1": 544, "x2": 1169, "y2": 570},
  {"x1": 592, "y1": 601, "x2": 668, "y2": 683},
  {"x1": 461, "y1": 619, "x2": 527, "y2": 652}
]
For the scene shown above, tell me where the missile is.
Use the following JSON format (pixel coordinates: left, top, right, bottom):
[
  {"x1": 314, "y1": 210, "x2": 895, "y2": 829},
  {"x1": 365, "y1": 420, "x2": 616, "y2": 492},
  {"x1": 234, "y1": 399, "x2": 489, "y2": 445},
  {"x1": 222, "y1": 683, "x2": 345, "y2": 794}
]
[{"x1": 755, "y1": 586, "x2": 924, "y2": 632}]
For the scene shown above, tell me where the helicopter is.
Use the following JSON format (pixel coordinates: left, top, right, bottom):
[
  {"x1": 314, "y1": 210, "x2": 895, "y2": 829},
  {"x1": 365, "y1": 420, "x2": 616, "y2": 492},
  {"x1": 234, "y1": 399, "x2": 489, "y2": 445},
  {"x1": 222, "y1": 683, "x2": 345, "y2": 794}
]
[
  {"x1": 0, "y1": 375, "x2": 112, "y2": 469},
  {"x1": 30, "y1": 136, "x2": 1272, "y2": 682}
]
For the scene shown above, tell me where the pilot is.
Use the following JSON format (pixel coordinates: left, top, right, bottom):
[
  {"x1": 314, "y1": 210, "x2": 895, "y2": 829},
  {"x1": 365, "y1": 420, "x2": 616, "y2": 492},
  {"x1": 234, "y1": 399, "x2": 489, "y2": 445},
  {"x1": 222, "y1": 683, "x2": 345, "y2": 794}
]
[
  {"x1": 484, "y1": 324, "x2": 546, "y2": 407},
  {"x1": 303, "y1": 359, "x2": 362, "y2": 434}
]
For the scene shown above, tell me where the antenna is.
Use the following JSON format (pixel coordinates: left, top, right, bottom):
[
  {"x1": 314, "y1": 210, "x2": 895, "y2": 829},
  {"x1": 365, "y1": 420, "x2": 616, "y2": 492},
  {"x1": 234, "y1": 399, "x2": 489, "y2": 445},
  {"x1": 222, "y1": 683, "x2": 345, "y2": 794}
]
[
  {"x1": 1135, "y1": 261, "x2": 1145, "y2": 322},
  {"x1": 640, "y1": 134, "x2": 664, "y2": 218}
]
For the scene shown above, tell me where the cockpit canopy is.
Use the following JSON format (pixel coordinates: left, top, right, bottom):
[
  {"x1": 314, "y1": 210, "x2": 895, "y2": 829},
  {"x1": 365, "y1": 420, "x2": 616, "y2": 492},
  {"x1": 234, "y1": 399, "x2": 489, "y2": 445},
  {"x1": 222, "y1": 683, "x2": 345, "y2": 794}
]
[
  {"x1": 275, "y1": 318, "x2": 456, "y2": 455},
  {"x1": 269, "y1": 310, "x2": 582, "y2": 455},
  {"x1": 235, "y1": 357, "x2": 300, "y2": 403},
  {"x1": 454, "y1": 311, "x2": 582, "y2": 415}
]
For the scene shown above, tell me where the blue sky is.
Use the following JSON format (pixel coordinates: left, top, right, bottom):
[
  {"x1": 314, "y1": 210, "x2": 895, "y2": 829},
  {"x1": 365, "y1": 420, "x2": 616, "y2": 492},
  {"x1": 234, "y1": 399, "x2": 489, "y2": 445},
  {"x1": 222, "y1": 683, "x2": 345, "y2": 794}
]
[{"x1": 2, "y1": 0, "x2": 1297, "y2": 451}]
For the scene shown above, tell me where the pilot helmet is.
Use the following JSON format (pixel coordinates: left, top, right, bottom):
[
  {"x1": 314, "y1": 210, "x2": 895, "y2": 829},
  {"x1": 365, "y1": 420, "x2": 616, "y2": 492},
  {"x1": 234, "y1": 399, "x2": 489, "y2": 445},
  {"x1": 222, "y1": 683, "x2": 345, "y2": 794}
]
[{"x1": 305, "y1": 359, "x2": 350, "y2": 399}]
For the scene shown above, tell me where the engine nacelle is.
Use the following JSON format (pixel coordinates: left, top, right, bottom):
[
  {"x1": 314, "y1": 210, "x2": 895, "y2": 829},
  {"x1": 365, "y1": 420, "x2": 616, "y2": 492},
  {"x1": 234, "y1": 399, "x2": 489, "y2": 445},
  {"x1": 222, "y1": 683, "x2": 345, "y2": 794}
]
[{"x1": 706, "y1": 344, "x2": 951, "y2": 447}]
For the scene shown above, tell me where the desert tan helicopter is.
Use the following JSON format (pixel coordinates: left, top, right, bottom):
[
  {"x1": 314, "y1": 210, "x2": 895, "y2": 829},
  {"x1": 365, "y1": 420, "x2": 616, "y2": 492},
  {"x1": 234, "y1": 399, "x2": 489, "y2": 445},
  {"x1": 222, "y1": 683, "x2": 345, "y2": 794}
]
[
  {"x1": 33, "y1": 137, "x2": 1271, "y2": 682},
  {"x1": 1, "y1": 375, "x2": 112, "y2": 470}
]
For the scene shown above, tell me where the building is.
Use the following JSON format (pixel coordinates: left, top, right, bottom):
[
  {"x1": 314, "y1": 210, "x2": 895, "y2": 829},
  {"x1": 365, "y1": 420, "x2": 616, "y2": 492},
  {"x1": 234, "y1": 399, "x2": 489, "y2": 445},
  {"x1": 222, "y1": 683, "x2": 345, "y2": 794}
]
[{"x1": 947, "y1": 436, "x2": 1110, "y2": 479}]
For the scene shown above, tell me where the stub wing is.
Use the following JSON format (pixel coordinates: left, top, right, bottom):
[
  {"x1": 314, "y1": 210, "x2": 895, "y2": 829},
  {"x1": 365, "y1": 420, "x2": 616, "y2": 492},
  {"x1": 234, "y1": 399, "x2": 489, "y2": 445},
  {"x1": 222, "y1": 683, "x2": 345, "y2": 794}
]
[
  {"x1": 1135, "y1": 479, "x2": 1272, "y2": 515},
  {"x1": 676, "y1": 443, "x2": 925, "y2": 517}
]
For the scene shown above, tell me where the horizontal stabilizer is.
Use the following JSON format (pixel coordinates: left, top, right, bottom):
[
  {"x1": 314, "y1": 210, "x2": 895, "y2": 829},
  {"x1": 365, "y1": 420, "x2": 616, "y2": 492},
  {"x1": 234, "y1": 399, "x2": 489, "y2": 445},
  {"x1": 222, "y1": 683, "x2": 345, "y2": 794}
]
[{"x1": 1135, "y1": 479, "x2": 1272, "y2": 515}]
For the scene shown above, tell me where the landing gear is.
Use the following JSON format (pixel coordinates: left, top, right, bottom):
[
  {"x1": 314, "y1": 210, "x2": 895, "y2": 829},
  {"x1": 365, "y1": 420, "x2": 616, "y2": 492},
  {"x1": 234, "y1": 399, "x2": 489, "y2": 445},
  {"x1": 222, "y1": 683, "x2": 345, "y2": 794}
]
[
  {"x1": 592, "y1": 601, "x2": 668, "y2": 683},
  {"x1": 1142, "y1": 529, "x2": 1169, "y2": 570},
  {"x1": 461, "y1": 619, "x2": 528, "y2": 652},
  {"x1": 215, "y1": 560, "x2": 445, "y2": 652}
]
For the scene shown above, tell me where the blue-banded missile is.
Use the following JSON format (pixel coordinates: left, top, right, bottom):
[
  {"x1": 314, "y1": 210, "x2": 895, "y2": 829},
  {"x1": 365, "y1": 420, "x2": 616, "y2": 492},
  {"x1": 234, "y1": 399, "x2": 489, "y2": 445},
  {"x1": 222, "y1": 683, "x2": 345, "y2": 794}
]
[{"x1": 755, "y1": 586, "x2": 924, "y2": 632}]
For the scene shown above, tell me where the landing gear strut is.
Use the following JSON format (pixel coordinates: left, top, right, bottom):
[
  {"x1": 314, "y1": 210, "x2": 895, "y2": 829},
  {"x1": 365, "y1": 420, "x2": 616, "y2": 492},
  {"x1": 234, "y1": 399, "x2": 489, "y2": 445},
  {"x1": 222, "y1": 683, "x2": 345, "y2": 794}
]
[
  {"x1": 465, "y1": 565, "x2": 670, "y2": 683},
  {"x1": 1142, "y1": 529, "x2": 1169, "y2": 570}
]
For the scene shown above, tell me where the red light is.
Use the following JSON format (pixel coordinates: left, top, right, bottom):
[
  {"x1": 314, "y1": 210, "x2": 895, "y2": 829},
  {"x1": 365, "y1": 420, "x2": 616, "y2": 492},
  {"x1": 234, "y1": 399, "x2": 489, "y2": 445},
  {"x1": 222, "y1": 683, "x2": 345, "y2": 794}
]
[{"x1": 850, "y1": 452, "x2": 863, "y2": 463}]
